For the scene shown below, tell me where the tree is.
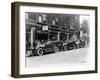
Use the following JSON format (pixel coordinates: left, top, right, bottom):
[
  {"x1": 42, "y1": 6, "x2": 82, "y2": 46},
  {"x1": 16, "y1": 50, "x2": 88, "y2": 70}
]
[{"x1": 80, "y1": 20, "x2": 89, "y2": 34}]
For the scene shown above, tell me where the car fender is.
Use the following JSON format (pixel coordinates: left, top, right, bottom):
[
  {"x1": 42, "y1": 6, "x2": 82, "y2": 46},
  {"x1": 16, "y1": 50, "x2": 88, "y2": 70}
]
[
  {"x1": 63, "y1": 43, "x2": 68, "y2": 46},
  {"x1": 36, "y1": 44, "x2": 45, "y2": 49}
]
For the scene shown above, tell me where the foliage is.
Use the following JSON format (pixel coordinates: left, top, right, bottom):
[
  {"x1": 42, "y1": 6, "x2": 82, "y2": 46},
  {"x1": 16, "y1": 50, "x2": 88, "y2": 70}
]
[{"x1": 80, "y1": 20, "x2": 89, "y2": 34}]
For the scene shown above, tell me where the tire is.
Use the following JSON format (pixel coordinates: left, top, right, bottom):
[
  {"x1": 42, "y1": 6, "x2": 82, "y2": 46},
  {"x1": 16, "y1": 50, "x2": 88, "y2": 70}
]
[
  {"x1": 68, "y1": 44, "x2": 73, "y2": 50},
  {"x1": 79, "y1": 43, "x2": 83, "y2": 48},
  {"x1": 76, "y1": 44, "x2": 79, "y2": 49},
  {"x1": 80, "y1": 42, "x2": 84, "y2": 48},
  {"x1": 63, "y1": 45, "x2": 68, "y2": 51},
  {"x1": 37, "y1": 48, "x2": 44, "y2": 56},
  {"x1": 54, "y1": 46, "x2": 59, "y2": 53},
  {"x1": 83, "y1": 42, "x2": 85, "y2": 47},
  {"x1": 73, "y1": 44, "x2": 76, "y2": 49}
]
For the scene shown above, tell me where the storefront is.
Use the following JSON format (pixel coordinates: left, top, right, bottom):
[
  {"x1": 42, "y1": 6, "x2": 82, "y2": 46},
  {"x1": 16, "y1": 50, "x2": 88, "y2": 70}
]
[{"x1": 26, "y1": 20, "x2": 79, "y2": 51}]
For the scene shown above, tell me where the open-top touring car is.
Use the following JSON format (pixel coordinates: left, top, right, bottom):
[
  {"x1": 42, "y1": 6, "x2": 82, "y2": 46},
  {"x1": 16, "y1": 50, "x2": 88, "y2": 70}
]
[{"x1": 30, "y1": 40, "x2": 63, "y2": 56}]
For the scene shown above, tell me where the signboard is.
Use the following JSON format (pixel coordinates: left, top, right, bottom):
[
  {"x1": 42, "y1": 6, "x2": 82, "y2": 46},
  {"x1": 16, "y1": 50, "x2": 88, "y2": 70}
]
[{"x1": 43, "y1": 25, "x2": 48, "y2": 30}]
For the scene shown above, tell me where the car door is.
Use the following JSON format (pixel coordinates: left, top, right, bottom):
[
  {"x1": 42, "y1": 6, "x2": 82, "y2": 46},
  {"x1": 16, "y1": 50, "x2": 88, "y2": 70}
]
[{"x1": 44, "y1": 41, "x2": 54, "y2": 52}]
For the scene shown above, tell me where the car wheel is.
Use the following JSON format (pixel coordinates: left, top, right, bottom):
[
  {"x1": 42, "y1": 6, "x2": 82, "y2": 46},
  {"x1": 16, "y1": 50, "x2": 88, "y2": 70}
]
[
  {"x1": 54, "y1": 46, "x2": 59, "y2": 53},
  {"x1": 63, "y1": 45, "x2": 68, "y2": 51},
  {"x1": 68, "y1": 44, "x2": 73, "y2": 50},
  {"x1": 73, "y1": 44, "x2": 76, "y2": 49},
  {"x1": 79, "y1": 43, "x2": 83, "y2": 48},
  {"x1": 80, "y1": 42, "x2": 84, "y2": 48},
  {"x1": 83, "y1": 42, "x2": 85, "y2": 47},
  {"x1": 76, "y1": 44, "x2": 79, "y2": 49},
  {"x1": 37, "y1": 48, "x2": 44, "y2": 56}
]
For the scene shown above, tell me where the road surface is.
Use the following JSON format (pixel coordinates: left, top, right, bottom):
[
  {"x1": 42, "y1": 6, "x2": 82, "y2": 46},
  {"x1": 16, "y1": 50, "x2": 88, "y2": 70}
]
[{"x1": 26, "y1": 47, "x2": 89, "y2": 68}]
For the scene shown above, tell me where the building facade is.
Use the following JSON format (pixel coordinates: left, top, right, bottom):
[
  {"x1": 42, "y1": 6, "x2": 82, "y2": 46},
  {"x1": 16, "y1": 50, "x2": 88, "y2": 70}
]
[{"x1": 25, "y1": 12, "x2": 80, "y2": 50}]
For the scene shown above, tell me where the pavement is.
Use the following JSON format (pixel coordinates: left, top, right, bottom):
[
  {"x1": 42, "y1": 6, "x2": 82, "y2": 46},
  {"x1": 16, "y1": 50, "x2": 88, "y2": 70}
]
[{"x1": 26, "y1": 47, "x2": 89, "y2": 68}]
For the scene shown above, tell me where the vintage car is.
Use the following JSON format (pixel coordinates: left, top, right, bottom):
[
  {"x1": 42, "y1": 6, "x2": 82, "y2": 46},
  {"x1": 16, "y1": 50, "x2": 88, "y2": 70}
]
[
  {"x1": 27, "y1": 40, "x2": 86, "y2": 56},
  {"x1": 62, "y1": 40, "x2": 86, "y2": 51},
  {"x1": 62, "y1": 41, "x2": 77, "y2": 51},
  {"x1": 31, "y1": 41, "x2": 63, "y2": 56}
]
